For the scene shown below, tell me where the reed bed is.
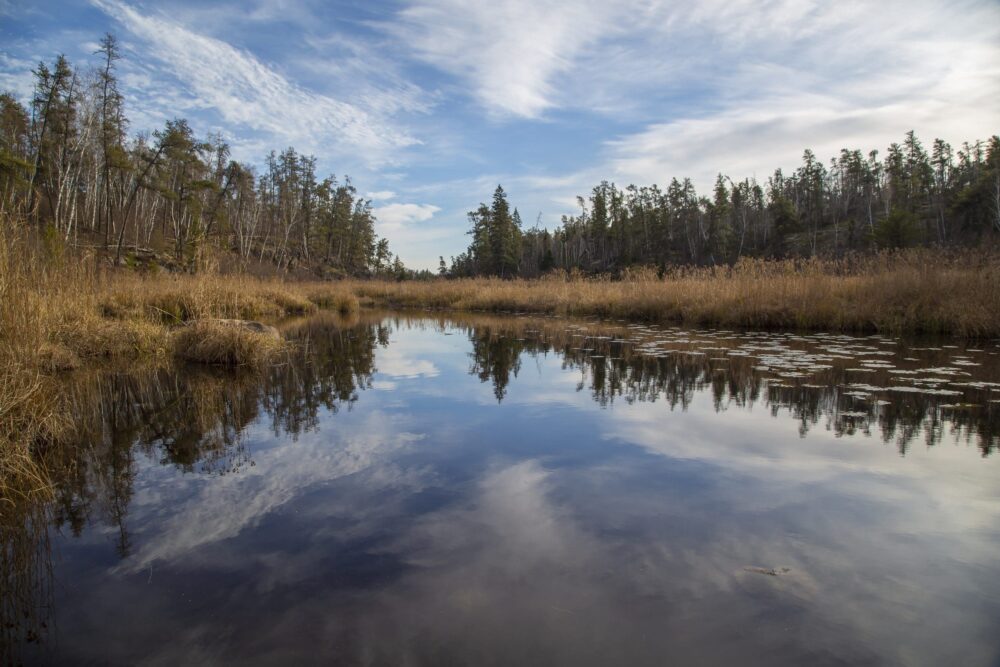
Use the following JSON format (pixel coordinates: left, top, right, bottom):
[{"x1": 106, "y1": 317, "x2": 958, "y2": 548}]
[
  {"x1": 350, "y1": 250, "x2": 1000, "y2": 337},
  {"x1": 0, "y1": 220, "x2": 359, "y2": 511}
]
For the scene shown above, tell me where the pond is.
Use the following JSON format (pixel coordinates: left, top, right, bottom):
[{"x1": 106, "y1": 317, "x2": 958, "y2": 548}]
[{"x1": 8, "y1": 311, "x2": 1000, "y2": 665}]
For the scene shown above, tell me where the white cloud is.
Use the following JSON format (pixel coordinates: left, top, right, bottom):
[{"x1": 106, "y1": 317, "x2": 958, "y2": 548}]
[
  {"x1": 119, "y1": 412, "x2": 428, "y2": 572},
  {"x1": 0, "y1": 53, "x2": 35, "y2": 100},
  {"x1": 366, "y1": 190, "x2": 397, "y2": 202},
  {"x1": 91, "y1": 0, "x2": 420, "y2": 166},
  {"x1": 606, "y1": 92, "x2": 998, "y2": 192},
  {"x1": 371, "y1": 201, "x2": 457, "y2": 267},
  {"x1": 374, "y1": 202, "x2": 440, "y2": 228},
  {"x1": 383, "y1": 0, "x2": 613, "y2": 118},
  {"x1": 598, "y1": 0, "x2": 1000, "y2": 190},
  {"x1": 384, "y1": 0, "x2": 999, "y2": 196},
  {"x1": 376, "y1": 344, "x2": 439, "y2": 379}
]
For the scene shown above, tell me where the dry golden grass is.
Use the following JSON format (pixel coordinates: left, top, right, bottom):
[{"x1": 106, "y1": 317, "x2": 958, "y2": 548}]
[
  {"x1": 348, "y1": 250, "x2": 1000, "y2": 337},
  {"x1": 0, "y1": 217, "x2": 359, "y2": 508},
  {"x1": 1, "y1": 223, "x2": 62, "y2": 543},
  {"x1": 302, "y1": 284, "x2": 362, "y2": 315},
  {"x1": 99, "y1": 275, "x2": 320, "y2": 323},
  {"x1": 173, "y1": 320, "x2": 286, "y2": 367}
]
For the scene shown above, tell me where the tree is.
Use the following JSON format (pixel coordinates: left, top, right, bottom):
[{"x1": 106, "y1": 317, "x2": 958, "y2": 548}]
[
  {"x1": 490, "y1": 185, "x2": 518, "y2": 277},
  {"x1": 0, "y1": 92, "x2": 31, "y2": 209},
  {"x1": 28, "y1": 55, "x2": 76, "y2": 225},
  {"x1": 872, "y1": 208, "x2": 920, "y2": 249},
  {"x1": 95, "y1": 33, "x2": 126, "y2": 245}
]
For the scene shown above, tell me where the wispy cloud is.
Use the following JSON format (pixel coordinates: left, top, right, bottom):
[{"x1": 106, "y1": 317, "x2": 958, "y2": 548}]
[
  {"x1": 382, "y1": 0, "x2": 612, "y2": 118},
  {"x1": 383, "y1": 0, "x2": 998, "y2": 195},
  {"x1": 602, "y1": 0, "x2": 1000, "y2": 189},
  {"x1": 371, "y1": 201, "x2": 451, "y2": 264},
  {"x1": 90, "y1": 0, "x2": 421, "y2": 166},
  {"x1": 0, "y1": 53, "x2": 35, "y2": 100},
  {"x1": 373, "y1": 202, "x2": 440, "y2": 230}
]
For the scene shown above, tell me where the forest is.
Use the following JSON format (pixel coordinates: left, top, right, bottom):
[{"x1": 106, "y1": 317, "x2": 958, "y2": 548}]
[
  {"x1": 448, "y1": 134, "x2": 1000, "y2": 277},
  {"x1": 3, "y1": 37, "x2": 997, "y2": 283},
  {"x1": 0, "y1": 36, "x2": 404, "y2": 277}
]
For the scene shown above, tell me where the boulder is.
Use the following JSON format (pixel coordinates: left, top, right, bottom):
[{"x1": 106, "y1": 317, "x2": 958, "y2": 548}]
[{"x1": 201, "y1": 319, "x2": 281, "y2": 339}]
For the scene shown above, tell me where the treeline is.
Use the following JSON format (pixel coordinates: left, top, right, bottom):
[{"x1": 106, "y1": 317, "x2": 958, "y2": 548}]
[
  {"x1": 449, "y1": 132, "x2": 1000, "y2": 277},
  {"x1": 0, "y1": 35, "x2": 404, "y2": 276}
]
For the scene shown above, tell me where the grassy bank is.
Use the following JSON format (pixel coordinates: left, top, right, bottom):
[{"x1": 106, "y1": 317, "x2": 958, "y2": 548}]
[
  {"x1": 4, "y1": 224, "x2": 999, "y2": 514},
  {"x1": 351, "y1": 250, "x2": 1000, "y2": 338},
  {"x1": 0, "y1": 223, "x2": 359, "y2": 513}
]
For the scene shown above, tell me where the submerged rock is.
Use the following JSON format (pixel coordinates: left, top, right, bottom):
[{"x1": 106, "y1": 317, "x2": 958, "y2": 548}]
[
  {"x1": 199, "y1": 319, "x2": 281, "y2": 340},
  {"x1": 743, "y1": 566, "x2": 791, "y2": 577}
]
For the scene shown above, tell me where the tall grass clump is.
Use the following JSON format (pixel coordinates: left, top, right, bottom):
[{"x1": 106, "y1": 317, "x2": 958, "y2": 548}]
[
  {"x1": 303, "y1": 285, "x2": 361, "y2": 315},
  {"x1": 0, "y1": 221, "x2": 63, "y2": 508},
  {"x1": 172, "y1": 320, "x2": 286, "y2": 367}
]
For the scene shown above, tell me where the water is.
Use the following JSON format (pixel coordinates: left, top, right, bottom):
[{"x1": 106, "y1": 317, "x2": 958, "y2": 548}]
[{"x1": 9, "y1": 312, "x2": 1000, "y2": 665}]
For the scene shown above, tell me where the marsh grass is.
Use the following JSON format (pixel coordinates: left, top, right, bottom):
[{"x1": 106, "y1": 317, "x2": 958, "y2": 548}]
[
  {"x1": 0, "y1": 218, "x2": 358, "y2": 526},
  {"x1": 173, "y1": 320, "x2": 286, "y2": 367},
  {"x1": 350, "y1": 250, "x2": 1000, "y2": 337},
  {"x1": 2, "y1": 213, "x2": 998, "y2": 583}
]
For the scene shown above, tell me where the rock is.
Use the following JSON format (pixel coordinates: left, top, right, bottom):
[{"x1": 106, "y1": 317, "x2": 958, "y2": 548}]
[
  {"x1": 201, "y1": 319, "x2": 281, "y2": 339},
  {"x1": 743, "y1": 566, "x2": 791, "y2": 577},
  {"x1": 37, "y1": 343, "x2": 81, "y2": 372}
]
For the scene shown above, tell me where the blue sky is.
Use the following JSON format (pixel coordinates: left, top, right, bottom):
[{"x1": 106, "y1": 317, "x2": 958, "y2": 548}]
[{"x1": 2, "y1": 0, "x2": 999, "y2": 269}]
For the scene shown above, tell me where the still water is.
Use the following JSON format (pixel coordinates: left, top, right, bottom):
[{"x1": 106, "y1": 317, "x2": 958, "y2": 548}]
[{"x1": 10, "y1": 312, "x2": 1000, "y2": 665}]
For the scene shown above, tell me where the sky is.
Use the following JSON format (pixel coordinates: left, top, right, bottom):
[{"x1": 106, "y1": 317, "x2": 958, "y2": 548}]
[{"x1": 2, "y1": 0, "x2": 999, "y2": 269}]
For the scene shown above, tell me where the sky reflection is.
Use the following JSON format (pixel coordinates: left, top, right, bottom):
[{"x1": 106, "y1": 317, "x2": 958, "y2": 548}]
[{"x1": 17, "y1": 314, "x2": 1000, "y2": 666}]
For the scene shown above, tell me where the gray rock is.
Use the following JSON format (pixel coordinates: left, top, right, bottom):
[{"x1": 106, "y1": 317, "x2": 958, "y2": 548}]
[
  {"x1": 743, "y1": 566, "x2": 791, "y2": 577},
  {"x1": 201, "y1": 319, "x2": 281, "y2": 339}
]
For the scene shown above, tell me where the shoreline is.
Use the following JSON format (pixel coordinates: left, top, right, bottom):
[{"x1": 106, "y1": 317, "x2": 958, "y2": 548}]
[
  {"x1": 349, "y1": 251, "x2": 1000, "y2": 338},
  {"x1": 3, "y1": 246, "x2": 999, "y2": 502}
]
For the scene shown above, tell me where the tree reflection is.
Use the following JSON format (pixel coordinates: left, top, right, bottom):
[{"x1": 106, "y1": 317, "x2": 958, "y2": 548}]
[
  {"x1": 6, "y1": 312, "x2": 998, "y2": 662},
  {"x1": 3, "y1": 313, "x2": 382, "y2": 661},
  {"x1": 458, "y1": 315, "x2": 999, "y2": 456},
  {"x1": 468, "y1": 326, "x2": 524, "y2": 402}
]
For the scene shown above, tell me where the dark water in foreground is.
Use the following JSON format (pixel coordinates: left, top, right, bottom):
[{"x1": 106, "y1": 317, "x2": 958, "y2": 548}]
[{"x1": 9, "y1": 312, "x2": 1000, "y2": 666}]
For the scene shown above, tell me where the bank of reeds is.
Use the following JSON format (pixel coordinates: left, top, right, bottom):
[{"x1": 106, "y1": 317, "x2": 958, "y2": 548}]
[
  {"x1": 0, "y1": 220, "x2": 358, "y2": 510},
  {"x1": 350, "y1": 250, "x2": 1000, "y2": 337}
]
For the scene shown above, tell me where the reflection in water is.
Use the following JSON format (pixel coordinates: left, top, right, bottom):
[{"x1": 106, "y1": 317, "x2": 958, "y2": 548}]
[
  {"x1": 6, "y1": 312, "x2": 1000, "y2": 665},
  {"x1": 1, "y1": 485, "x2": 52, "y2": 659},
  {"x1": 460, "y1": 315, "x2": 999, "y2": 454},
  {"x1": 3, "y1": 314, "x2": 384, "y2": 663}
]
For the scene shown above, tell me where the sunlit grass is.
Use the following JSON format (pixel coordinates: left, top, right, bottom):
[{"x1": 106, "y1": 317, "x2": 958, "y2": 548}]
[
  {"x1": 0, "y1": 218, "x2": 359, "y2": 505},
  {"x1": 348, "y1": 251, "x2": 1000, "y2": 337},
  {"x1": 173, "y1": 320, "x2": 286, "y2": 367}
]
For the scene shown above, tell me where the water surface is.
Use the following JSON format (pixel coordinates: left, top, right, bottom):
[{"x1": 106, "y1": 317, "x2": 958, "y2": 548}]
[{"x1": 10, "y1": 312, "x2": 1000, "y2": 665}]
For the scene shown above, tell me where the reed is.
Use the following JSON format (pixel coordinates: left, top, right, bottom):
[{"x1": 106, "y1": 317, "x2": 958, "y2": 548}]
[
  {"x1": 0, "y1": 218, "x2": 359, "y2": 506},
  {"x1": 348, "y1": 250, "x2": 1000, "y2": 337},
  {"x1": 173, "y1": 320, "x2": 286, "y2": 367}
]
